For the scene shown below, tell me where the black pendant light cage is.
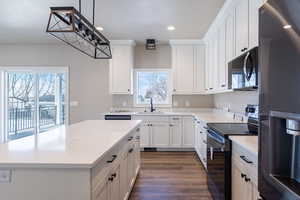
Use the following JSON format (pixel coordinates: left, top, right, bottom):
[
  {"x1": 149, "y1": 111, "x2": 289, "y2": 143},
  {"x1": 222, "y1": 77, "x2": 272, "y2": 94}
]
[{"x1": 46, "y1": 1, "x2": 112, "y2": 59}]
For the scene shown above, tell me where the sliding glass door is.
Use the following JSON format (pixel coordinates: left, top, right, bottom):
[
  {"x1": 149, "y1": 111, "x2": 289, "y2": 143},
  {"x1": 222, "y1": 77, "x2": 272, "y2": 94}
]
[{"x1": 0, "y1": 67, "x2": 68, "y2": 142}]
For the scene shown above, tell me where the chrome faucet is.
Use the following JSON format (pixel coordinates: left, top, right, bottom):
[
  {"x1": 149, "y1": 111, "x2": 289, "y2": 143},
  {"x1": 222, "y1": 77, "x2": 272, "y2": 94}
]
[{"x1": 150, "y1": 98, "x2": 156, "y2": 112}]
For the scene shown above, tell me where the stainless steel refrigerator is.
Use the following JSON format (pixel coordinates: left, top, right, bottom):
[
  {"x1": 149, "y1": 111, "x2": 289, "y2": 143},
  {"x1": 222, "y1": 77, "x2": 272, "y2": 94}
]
[{"x1": 259, "y1": 0, "x2": 300, "y2": 199}]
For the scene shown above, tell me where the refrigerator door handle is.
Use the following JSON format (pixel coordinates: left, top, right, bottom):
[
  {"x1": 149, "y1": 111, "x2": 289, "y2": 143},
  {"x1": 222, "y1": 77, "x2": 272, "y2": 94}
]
[{"x1": 210, "y1": 147, "x2": 214, "y2": 160}]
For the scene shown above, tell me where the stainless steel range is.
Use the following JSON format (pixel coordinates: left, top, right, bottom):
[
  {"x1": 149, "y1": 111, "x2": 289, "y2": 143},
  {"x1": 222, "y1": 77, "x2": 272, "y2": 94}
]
[{"x1": 206, "y1": 105, "x2": 258, "y2": 200}]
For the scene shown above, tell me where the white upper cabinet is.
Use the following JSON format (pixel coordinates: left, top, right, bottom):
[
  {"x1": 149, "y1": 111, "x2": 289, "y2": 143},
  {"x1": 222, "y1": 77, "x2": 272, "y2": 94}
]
[
  {"x1": 170, "y1": 40, "x2": 205, "y2": 95},
  {"x1": 225, "y1": 12, "x2": 236, "y2": 65},
  {"x1": 204, "y1": 0, "x2": 262, "y2": 94},
  {"x1": 218, "y1": 23, "x2": 227, "y2": 90},
  {"x1": 249, "y1": 0, "x2": 265, "y2": 49},
  {"x1": 235, "y1": 0, "x2": 249, "y2": 57},
  {"x1": 109, "y1": 40, "x2": 135, "y2": 94},
  {"x1": 172, "y1": 45, "x2": 194, "y2": 94},
  {"x1": 205, "y1": 33, "x2": 219, "y2": 93},
  {"x1": 194, "y1": 46, "x2": 206, "y2": 93}
]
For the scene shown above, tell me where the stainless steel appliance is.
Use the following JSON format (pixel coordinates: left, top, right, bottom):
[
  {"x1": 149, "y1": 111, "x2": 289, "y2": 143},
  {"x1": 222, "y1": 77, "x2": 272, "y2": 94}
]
[
  {"x1": 259, "y1": 0, "x2": 300, "y2": 199},
  {"x1": 228, "y1": 47, "x2": 258, "y2": 90},
  {"x1": 206, "y1": 113, "x2": 258, "y2": 200}
]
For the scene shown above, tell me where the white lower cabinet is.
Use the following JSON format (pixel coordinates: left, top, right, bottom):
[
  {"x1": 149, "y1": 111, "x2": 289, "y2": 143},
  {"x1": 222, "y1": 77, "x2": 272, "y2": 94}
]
[
  {"x1": 151, "y1": 122, "x2": 170, "y2": 147},
  {"x1": 182, "y1": 117, "x2": 195, "y2": 147},
  {"x1": 194, "y1": 118, "x2": 207, "y2": 169},
  {"x1": 133, "y1": 115, "x2": 195, "y2": 149},
  {"x1": 92, "y1": 128, "x2": 140, "y2": 200},
  {"x1": 231, "y1": 140, "x2": 260, "y2": 200},
  {"x1": 169, "y1": 117, "x2": 183, "y2": 147},
  {"x1": 139, "y1": 122, "x2": 151, "y2": 147}
]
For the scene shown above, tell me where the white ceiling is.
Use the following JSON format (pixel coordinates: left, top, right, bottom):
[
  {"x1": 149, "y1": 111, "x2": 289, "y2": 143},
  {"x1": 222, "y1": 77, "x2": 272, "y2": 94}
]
[{"x1": 0, "y1": 0, "x2": 225, "y2": 44}]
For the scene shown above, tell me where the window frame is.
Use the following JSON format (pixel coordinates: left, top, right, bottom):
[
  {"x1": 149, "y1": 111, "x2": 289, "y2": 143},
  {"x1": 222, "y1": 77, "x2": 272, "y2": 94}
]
[
  {"x1": 133, "y1": 68, "x2": 173, "y2": 108},
  {"x1": 0, "y1": 66, "x2": 69, "y2": 143}
]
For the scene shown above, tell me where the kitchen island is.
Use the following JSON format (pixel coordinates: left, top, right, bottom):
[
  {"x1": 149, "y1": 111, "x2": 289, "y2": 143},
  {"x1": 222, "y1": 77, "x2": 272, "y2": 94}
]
[{"x1": 0, "y1": 120, "x2": 142, "y2": 200}]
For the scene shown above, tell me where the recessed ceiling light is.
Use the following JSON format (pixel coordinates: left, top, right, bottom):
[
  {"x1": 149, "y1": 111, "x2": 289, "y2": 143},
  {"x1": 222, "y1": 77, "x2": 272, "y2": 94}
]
[
  {"x1": 96, "y1": 26, "x2": 104, "y2": 31},
  {"x1": 167, "y1": 25, "x2": 175, "y2": 31},
  {"x1": 283, "y1": 24, "x2": 292, "y2": 29}
]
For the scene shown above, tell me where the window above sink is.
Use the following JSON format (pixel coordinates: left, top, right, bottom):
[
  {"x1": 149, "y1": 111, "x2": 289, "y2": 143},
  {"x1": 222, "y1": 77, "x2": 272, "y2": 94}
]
[{"x1": 133, "y1": 69, "x2": 172, "y2": 107}]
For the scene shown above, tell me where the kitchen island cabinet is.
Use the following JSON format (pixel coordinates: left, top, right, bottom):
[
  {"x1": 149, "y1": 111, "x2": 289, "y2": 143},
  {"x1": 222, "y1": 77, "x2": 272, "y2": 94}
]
[{"x1": 0, "y1": 120, "x2": 141, "y2": 200}]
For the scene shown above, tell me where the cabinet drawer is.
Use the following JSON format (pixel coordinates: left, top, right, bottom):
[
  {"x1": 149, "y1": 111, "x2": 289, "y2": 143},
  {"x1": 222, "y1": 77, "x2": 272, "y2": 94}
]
[
  {"x1": 232, "y1": 143, "x2": 258, "y2": 186},
  {"x1": 133, "y1": 115, "x2": 169, "y2": 122},
  {"x1": 91, "y1": 130, "x2": 137, "y2": 190}
]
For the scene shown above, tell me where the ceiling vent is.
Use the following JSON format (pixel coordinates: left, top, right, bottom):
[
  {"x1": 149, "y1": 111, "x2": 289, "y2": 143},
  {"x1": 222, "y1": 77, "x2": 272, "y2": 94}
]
[
  {"x1": 146, "y1": 39, "x2": 156, "y2": 50},
  {"x1": 46, "y1": 0, "x2": 112, "y2": 59}
]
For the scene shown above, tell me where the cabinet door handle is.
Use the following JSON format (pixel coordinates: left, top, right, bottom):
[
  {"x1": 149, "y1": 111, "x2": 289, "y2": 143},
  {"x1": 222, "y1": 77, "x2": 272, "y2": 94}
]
[
  {"x1": 108, "y1": 177, "x2": 114, "y2": 182},
  {"x1": 221, "y1": 84, "x2": 226, "y2": 87},
  {"x1": 128, "y1": 136, "x2": 133, "y2": 141},
  {"x1": 128, "y1": 148, "x2": 134, "y2": 153},
  {"x1": 107, "y1": 155, "x2": 117, "y2": 163},
  {"x1": 136, "y1": 128, "x2": 140, "y2": 132},
  {"x1": 136, "y1": 136, "x2": 140, "y2": 140},
  {"x1": 203, "y1": 140, "x2": 207, "y2": 144},
  {"x1": 173, "y1": 89, "x2": 176, "y2": 92},
  {"x1": 240, "y1": 155, "x2": 253, "y2": 164},
  {"x1": 241, "y1": 173, "x2": 247, "y2": 179},
  {"x1": 245, "y1": 177, "x2": 251, "y2": 182},
  {"x1": 111, "y1": 173, "x2": 117, "y2": 178},
  {"x1": 209, "y1": 88, "x2": 213, "y2": 90},
  {"x1": 169, "y1": 124, "x2": 174, "y2": 127},
  {"x1": 128, "y1": 89, "x2": 130, "y2": 92},
  {"x1": 172, "y1": 118, "x2": 180, "y2": 120}
]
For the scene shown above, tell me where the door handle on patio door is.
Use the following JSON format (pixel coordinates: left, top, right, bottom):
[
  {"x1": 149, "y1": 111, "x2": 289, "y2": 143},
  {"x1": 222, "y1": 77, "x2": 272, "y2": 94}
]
[{"x1": 210, "y1": 147, "x2": 214, "y2": 160}]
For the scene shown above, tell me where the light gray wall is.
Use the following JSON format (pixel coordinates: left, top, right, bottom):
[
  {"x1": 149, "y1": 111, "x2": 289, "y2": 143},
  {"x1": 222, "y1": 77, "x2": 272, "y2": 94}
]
[
  {"x1": 0, "y1": 44, "x2": 112, "y2": 124},
  {"x1": 112, "y1": 44, "x2": 215, "y2": 108},
  {"x1": 213, "y1": 91, "x2": 259, "y2": 114},
  {"x1": 134, "y1": 45, "x2": 171, "y2": 68}
]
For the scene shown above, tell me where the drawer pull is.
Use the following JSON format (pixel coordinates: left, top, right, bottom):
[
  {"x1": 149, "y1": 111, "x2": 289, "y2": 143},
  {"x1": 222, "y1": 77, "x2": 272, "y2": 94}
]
[
  {"x1": 111, "y1": 173, "x2": 117, "y2": 178},
  {"x1": 108, "y1": 177, "x2": 114, "y2": 182},
  {"x1": 107, "y1": 155, "x2": 117, "y2": 163},
  {"x1": 240, "y1": 155, "x2": 253, "y2": 164},
  {"x1": 128, "y1": 148, "x2": 134, "y2": 153},
  {"x1": 128, "y1": 136, "x2": 134, "y2": 141},
  {"x1": 136, "y1": 136, "x2": 140, "y2": 140},
  {"x1": 173, "y1": 118, "x2": 180, "y2": 120},
  {"x1": 245, "y1": 177, "x2": 251, "y2": 182},
  {"x1": 241, "y1": 173, "x2": 246, "y2": 179}
]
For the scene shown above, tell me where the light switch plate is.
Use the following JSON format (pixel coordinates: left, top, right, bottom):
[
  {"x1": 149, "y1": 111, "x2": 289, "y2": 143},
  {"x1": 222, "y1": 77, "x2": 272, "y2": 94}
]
[
  {"x1": 0, "y1": 170, "x2": 11, "y2": 183},
  {"x1": 173, "y1": 101, "x2": 178, "y2": 107}
]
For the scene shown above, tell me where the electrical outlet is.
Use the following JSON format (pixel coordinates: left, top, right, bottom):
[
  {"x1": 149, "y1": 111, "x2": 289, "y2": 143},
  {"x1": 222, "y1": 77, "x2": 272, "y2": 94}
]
[
  {"x1": 70, "y1": 101, "x2": 79, "y2": 107},
  {"x1": 0, "y1": 170, "x2": 11, "y2": 183}
]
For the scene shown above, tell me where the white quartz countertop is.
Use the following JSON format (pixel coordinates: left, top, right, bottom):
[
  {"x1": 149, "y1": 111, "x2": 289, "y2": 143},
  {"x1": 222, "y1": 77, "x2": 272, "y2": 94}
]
[
  {"x1": 0, "y1": 120, "x2": 141, "y2": 169},
  {"x1": 229, "y1": 136, "x2": 258, "y2": 155}
]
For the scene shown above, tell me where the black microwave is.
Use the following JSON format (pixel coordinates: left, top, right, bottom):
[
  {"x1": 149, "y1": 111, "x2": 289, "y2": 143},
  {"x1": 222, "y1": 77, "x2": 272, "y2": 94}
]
[{"x1": 228, "y1": 47, "x2": 258, "y2": 90}]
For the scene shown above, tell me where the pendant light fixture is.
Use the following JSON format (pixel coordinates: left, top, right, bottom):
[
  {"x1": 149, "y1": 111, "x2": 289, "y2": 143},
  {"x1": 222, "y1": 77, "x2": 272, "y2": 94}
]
[{"x1": 46, "y1": 0, "x2": 112, "y2": 59}]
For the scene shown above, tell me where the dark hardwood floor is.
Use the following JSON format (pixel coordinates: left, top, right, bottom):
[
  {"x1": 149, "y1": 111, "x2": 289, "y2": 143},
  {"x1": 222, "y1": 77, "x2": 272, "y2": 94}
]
[{"x1": 129, "y1": 152, "x2": 212, "y2": 200}]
